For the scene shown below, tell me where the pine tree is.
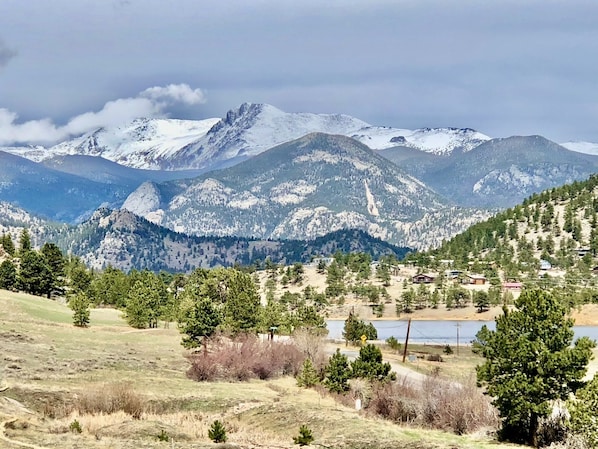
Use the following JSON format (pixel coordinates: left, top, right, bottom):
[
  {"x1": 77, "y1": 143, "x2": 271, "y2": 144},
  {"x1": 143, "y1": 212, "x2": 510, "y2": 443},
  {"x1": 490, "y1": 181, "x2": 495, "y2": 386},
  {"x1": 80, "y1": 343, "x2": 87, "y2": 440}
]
[
  {"x1": 475, "y1": 288, "x2": 595, "y2": 446},
  {"x1": 350, "y1": 344, "x2": 393, "y2": 381},
  {"x1": 18, "y1": 229, "x2": 32, "y2": 255},
  {"x1": 296, "y1": 358, "x2": 319, "y2": 388},
  {"x1": 0, "y1": 260, "x2": 17, "y2": 291},
  {"x1": 18, "y1": 251, "x2": 53, "y2": 297},
  {"x1": 293, "y1": 425, "x2": 314, "y2": 446},
  {"x1": 208, "y1": 420, "x2": 227, "y2": 443},
  {"x1": 568, "y1": 375, "x2": 598, "y2": 448},
  {"x1": 223, "y1": 269, "x2": 261, "y2": 334},
  {"x1": 324, "y1": 349, "x2": 350, "y2": 393},
  {"x1": 178, "y1": 297, "x2": 222, "y2": 349},
  {"x1": 69, "y1": 292, "x2": 90, "y2": 327},
  {"x1": 0, "y1": 233, "x2": 15, "y2": 256}
]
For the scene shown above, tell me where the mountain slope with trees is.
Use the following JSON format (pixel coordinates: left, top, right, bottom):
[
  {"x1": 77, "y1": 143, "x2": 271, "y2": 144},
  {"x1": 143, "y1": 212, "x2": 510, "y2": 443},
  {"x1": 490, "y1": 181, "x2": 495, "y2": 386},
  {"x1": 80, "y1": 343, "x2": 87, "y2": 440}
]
[
  {"x1": 0, "y1": 206, "x2": 409, "y2": 272},
  {"x1": 123, "y1": 132, "x2": 490, "y2": 249}
]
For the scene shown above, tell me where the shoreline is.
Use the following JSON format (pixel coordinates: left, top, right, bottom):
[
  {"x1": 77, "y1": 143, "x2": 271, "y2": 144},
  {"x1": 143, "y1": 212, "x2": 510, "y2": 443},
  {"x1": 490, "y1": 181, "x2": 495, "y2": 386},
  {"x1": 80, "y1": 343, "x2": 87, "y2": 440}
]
[{"x1": 327, "y1": 303, "x2": 598, "y2": 326}]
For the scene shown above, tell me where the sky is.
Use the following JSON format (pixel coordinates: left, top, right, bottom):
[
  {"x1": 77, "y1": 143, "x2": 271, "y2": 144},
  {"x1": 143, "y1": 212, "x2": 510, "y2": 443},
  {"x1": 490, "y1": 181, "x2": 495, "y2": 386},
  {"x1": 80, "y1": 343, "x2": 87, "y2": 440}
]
[{"x1": 0, "y1": 0, "x2": 598, "y2": 146}]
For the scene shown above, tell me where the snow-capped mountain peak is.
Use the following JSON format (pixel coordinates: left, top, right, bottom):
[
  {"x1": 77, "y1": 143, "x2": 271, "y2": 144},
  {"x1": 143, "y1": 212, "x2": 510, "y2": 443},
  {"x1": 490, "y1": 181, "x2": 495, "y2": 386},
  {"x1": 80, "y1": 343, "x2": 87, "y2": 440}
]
[
  {"x1": 46, "y1": 117, "x2": 221, "y2": 169},
  {"x1": 0, "y1": 103, "x2": 490, "y2": 170}
]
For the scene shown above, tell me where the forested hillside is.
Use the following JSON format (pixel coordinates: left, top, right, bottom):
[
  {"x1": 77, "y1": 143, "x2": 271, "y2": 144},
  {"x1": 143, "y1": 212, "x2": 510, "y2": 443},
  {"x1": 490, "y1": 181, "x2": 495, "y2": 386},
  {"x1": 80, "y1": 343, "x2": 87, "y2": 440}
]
[{"x1": 408, "y1": 174, "x2": 598, "y2": 306}]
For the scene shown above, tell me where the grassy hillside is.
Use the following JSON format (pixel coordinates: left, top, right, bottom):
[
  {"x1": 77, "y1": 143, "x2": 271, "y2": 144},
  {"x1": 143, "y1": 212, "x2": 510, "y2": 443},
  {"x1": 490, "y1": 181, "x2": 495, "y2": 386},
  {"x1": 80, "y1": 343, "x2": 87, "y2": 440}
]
[{"x1": 0, "y1": 289, "x2": 517, "y2": 449}]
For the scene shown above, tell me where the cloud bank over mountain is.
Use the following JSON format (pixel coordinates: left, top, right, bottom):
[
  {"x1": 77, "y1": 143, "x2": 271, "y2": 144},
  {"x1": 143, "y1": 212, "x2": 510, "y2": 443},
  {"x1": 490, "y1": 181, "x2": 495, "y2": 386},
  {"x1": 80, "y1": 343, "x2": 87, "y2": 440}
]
[{"x1": 0, "y1": 83, "x2": 206, "y2": 146}]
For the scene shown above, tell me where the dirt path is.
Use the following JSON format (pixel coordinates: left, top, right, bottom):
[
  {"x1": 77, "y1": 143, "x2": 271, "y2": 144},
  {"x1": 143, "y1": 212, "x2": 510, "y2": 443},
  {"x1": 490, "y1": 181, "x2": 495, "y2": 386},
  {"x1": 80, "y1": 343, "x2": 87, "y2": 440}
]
[{"x1": 0, "y1": 418, "x2": 50, "y2": 449}]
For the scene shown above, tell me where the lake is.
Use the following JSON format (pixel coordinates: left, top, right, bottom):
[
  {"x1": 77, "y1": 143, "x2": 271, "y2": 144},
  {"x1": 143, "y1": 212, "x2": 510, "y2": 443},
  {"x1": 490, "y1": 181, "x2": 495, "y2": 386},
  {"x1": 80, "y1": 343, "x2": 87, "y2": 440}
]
[{"x1": 326, "y1": 319, "x2": 598, "y2": 346}]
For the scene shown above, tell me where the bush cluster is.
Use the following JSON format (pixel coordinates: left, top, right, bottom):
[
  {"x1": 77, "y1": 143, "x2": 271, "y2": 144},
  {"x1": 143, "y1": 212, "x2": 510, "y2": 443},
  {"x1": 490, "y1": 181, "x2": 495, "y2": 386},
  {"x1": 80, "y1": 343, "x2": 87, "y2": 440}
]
[
  {"x1": 76, "y1": 382, "x2": 146, "y2": 419},
  {"x1": 367, "y1": 375, "x2": 498, "y2": 435},
  {"x1": 186, "y1": 334, "x2": 304, "y2": 382}
]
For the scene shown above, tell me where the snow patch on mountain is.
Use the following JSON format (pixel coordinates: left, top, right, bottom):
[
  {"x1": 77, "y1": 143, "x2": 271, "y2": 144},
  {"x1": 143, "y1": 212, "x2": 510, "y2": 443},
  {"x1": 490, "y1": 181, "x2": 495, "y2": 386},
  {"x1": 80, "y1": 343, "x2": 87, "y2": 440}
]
[
  {"x1": 352, "y1": 126, "x2": 490, "y2": 154},
  {"x1": 38, "y1": 117, "x2": 219, "y2": 169}
]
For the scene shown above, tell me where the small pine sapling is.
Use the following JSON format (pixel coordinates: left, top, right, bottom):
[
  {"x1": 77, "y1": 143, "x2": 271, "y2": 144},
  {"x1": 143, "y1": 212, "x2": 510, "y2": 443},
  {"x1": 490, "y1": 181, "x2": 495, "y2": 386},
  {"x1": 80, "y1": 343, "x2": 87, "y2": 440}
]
[
  {"x1": 208, "y1": 419, "x2": 227, "y2": 443},
  {"x1": 296, "y1": 358, "x2": 319, "y2": 388},
  {"x1": 293, "y1": 424, "x2": 314, "y2": 446}
]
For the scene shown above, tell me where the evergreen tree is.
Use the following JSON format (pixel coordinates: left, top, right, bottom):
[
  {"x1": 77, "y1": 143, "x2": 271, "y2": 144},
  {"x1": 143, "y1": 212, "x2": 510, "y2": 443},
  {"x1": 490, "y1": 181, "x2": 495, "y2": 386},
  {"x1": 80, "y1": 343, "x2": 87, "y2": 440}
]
[
  {"x1": 18, "y1": 251, "x2": 53, "y2": 297},
  {"x1": 294, "y1": 305, "x2": 326, "y2": 330},
  {"x1": 178, "y1": 297, "x2": 222, "y2": 349},
  {"x1": 342, "y1": 312, "x2": 376, "y2": 344},
  {"x1": 350, "y1": 344, "x2": 393, "y2": 381},
  {"x1": 325, "y1": 261, "x2": 345, "y2": 298},
  {"x1": 0, "y1": 233, "x2": 15, "y2": 256},
  {"x1": 399, "y1": 288, "x2": 415, "y2": 313},
  {"x1": 324, "y1": 349, "x2": 351, "y2": 393},
  {"x1": 125, "y1": 279, "x2": 151, "y2": 328},
  {"x1": 0, "y1": 260, "x2": 17, "y2": 291},
  {"x1": 208, "y1": 420, "x2": 227, "y2": 443},
  {"x1": 40, "y1": 242, "x2": 65, "y2": 295},
  {"x1": 475, "y1": 288, "x2": 595, "y2": 446},
  {"x1": 474, "y1": 290, "x2": 490, "y2": 313},
  {"x1": 293, "y1": 425, "x2": 314, "y2": 446},
  {"x1": 69, "y1": 292, "x2": 90, "y2": 327},
  {"x1": 18, "y1": 229, "x2": 32, "y2": 255},
  {"x1": 125, "y1": 271, "x2": 167, "y2": 329},
  {"x1": 223, "y1": 269, "x2": 261, "y2": 334},
  {"x1": 568, "y1": 375, "x2": 598, "y2": 448},
  {"x1": 89, "y1": 266, "x2": 129, "y2": 307},
  {"x1": 65, "y1": 257, "x2": 92, "y2": 295},
  {"x1": 296, "y1": 358, "x2": 319, "y2": 388}
]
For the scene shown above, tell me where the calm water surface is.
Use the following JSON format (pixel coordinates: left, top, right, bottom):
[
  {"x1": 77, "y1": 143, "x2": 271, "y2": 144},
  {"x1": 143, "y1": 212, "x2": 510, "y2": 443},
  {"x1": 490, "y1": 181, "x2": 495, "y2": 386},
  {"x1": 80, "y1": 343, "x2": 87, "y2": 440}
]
[{"x1": 326, "y1": 319, "x2": 598, "y2": 346}]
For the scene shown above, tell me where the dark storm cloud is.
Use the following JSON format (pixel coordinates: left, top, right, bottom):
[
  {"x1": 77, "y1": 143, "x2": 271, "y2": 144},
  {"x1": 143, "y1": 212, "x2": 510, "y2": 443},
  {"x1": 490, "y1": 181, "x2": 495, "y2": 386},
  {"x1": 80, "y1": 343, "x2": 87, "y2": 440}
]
[
  {"x1": 0, "y1": 39, "x2": 16, "y2": 68},
  {"x1": 0, "y1": 0, "x2": 598, "y2": 143}
]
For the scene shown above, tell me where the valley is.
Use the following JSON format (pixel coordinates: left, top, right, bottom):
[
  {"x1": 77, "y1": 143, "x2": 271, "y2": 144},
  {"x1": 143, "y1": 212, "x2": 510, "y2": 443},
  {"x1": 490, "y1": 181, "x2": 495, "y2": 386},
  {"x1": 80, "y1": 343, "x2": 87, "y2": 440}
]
[{"x1": 3, "y1": 103, "x2": 598, "y2": 448}]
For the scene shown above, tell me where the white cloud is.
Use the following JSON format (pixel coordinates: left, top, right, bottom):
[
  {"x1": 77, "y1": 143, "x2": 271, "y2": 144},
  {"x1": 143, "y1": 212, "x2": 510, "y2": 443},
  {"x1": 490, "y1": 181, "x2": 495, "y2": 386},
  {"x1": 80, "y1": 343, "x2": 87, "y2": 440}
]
[
  {"x1": 141, "y1": 83, "x2": 206, "y2": 105},
  {"x1": 0, "y1": 84, "x2": 206, "y2": 146}
]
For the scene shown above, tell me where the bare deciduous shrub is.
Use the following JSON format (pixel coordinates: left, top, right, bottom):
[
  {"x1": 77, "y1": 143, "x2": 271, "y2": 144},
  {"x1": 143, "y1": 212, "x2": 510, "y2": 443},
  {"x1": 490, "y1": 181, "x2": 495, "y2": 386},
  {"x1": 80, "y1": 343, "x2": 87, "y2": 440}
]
[
  {"x1": 368, "y1": 378, "x2": 419, "y2": 423},
  {"x1": 367, "y1": 374, "x2": 498, "y2": 435},
  {"x1": 76, "y1": 382, "x2": 146, "y2": 419},
  {"x1": 186, "y1": 334, "x2": 304, "y2": 382},
  {"x1": 292, "y1": 328, "x2": 328, "y2": 371},
  {"x1": 418, "y1": 374, "x2": 498, "y2": 434}
]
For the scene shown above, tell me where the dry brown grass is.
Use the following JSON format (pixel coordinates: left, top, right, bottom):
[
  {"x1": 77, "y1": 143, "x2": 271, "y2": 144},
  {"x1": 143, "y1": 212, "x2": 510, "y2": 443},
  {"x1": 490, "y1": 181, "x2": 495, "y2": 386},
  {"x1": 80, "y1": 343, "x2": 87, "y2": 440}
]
[
  {"x1": 75, "y1": 382, "x2": 146, "y2": 419},
  {"x1": 0, "y1": 289, "x2": 520, "y2": 449}
]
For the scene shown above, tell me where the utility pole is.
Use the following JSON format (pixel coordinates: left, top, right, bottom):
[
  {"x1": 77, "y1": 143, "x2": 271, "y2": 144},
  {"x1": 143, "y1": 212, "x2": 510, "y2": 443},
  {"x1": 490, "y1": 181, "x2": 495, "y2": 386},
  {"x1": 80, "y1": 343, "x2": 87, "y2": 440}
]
[
  {"x1": 457, "y1": 322, "x2": 461, "y2": 355},
  {"x1": 402, "y1": 318, "x2": 411, "y2": 363}
]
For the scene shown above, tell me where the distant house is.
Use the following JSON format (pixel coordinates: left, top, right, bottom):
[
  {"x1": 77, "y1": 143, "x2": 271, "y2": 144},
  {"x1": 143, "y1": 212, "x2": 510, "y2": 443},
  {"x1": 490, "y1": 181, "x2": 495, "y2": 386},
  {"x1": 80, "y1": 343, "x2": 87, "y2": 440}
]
[
  {"x1": 592, "y1": 266, "x2": 598, "y2": 275},
  {"x1": 503, "y1": 282, "x2": 523, "y2": 290},
  {"x1": 412, "y1": 274, "x2": 435, "y2": 284},
  {"x1": 577, "y1": 248, "x2": 591, "y2": 257},
  {"x1": 445, "y1": 269, "x2": 462, "y2": 279},
  {"x1": 539, "y1": 259, "x2": 552, "y2": 271},
  {"x1": 311, "y1": 257, "x2": 334, "y2": 267},
  {"x1": 467, "y1": 274, "x2": 487, "y2": 285},
  {"x1": 439, "y1": 259, "x2": 455, "y2": 266}
]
